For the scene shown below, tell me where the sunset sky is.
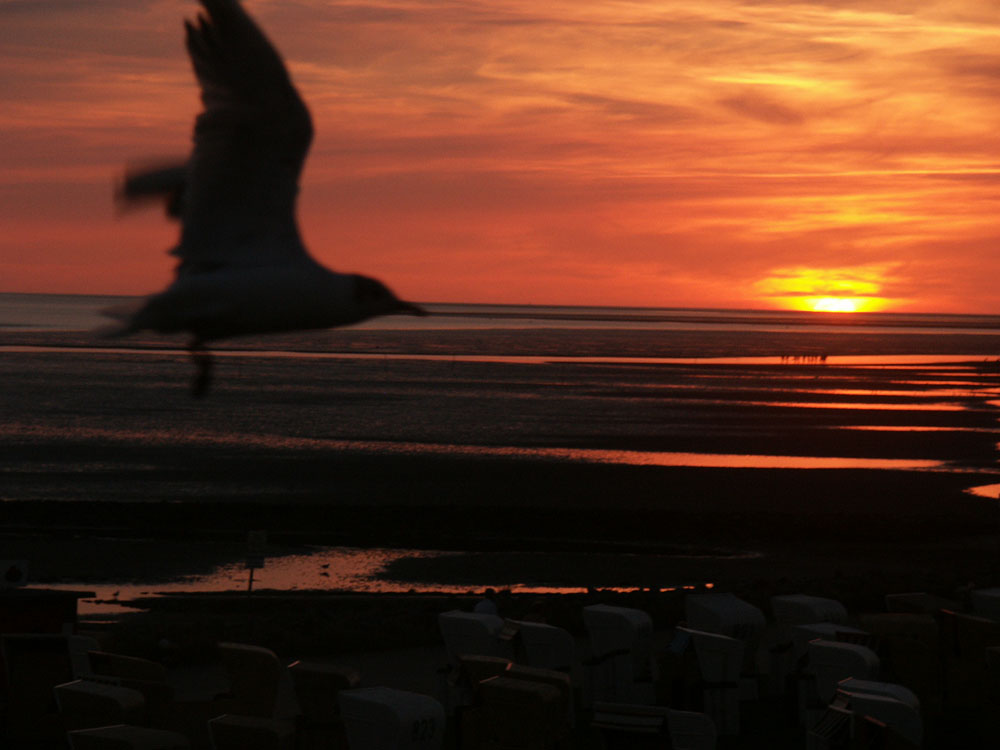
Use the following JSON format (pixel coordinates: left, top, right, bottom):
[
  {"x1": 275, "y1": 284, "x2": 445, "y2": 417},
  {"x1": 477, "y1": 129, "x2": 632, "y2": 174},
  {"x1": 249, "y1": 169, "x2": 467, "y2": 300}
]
[{"x1": 2, "y1": 0, "x2": 999, "y2": 312}]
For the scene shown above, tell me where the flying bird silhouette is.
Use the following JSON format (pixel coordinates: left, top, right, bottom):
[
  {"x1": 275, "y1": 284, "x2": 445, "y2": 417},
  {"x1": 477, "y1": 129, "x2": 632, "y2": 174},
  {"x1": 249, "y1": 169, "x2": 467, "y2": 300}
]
[{"x1": 105, "y1": 0, "x2": 425, "y2": 396}]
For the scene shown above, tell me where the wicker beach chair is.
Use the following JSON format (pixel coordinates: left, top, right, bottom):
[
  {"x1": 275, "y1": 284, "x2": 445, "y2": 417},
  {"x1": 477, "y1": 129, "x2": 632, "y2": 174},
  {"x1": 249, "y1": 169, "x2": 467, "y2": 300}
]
[
  {"x1": 338, "y1": 687, "x2": 446, "y2": 750},
  {"x1": 55, "y1": 678, "x2": 146, "y2": 730},
  {"x1": 581, "y1": 604, "x2": 656, "y2": 705}
]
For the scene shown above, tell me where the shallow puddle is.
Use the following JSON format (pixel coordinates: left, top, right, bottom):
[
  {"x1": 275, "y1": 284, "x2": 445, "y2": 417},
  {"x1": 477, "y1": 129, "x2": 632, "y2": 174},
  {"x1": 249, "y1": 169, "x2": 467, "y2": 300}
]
[{"x1": 43, "y1": 545, "x2": 733, "y2": 618}]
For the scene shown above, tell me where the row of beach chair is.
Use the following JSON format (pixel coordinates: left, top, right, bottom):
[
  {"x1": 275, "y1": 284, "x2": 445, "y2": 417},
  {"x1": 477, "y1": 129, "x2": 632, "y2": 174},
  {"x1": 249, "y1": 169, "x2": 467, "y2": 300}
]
[
  {"x1": 7, "y1": 585, "x2": 1000, "y2": 748},
  {"x1": 436, "y1": 587, "x2": 1000, "y2": 748},
  {"x1": 0, "y1": 634, "x2": 442, "y2": 750}
]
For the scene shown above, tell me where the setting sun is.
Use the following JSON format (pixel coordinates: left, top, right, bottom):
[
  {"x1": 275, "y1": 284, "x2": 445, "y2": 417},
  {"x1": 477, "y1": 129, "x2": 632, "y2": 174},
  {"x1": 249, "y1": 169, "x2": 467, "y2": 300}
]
[
  {"x1": 808, "y1": 297, "x2": 861, "y2": 313},
  {"x1": 795, "y1": 296, "x2": 886, "y2": 313}
]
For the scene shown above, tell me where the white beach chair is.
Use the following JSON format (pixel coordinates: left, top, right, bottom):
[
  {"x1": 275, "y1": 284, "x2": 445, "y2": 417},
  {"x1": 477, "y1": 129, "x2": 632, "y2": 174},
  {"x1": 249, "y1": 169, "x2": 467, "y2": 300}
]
[
  {"x1": 338, "y1": 687, "x2": 446, "y2": 750},
  {"x1": 288, "y1": 660, "x2": 361, "y2": 748},
  {"x1": 677, "y1": 627, "x2": 744, "y2": 736},
  {"x1": 971, "y1": 587, "x2": 1000, "y2": 620},
  {"x1": 805, "y1": 703, "x2": 852, "y2": 750},
  {"x1": 208, "y1": 714, "x2": 296, "y2": 750},
  {"x1": 837, "y1": 686, "x2": 923, "y2": 747},
  {"x1": 55, "y1": 678, "x2": 146, "y2": 730},
  {"x1": 592, "y1": 701, "x2": 717, "y2": 750},
  {"x1": 807, "y1": 640, "x2": 880, "y2": 705},
  {"x1": 507, "y1": 619, "x2": 577, "y2": 675},
  {"x1": 884, "y1": 591, "x2": 960, "y2": 614},
  {"x1": 85, "y1": 650, "x2": 176, "y2": 729},
  {"x1": 582, "y1": 604, "x2": 656, "y2": 705},
  {"x1": 217, "y1": 642, "x2": 300, "y2": 721},
  {"x1": 771, "y1": 594, "x2": 847, "y2": 626},
  {"x1": 477, "y1": 674, "x2": 568, "y2": 750},
  {"x1": 838, "y1": 677, "x2": 919, "y2": 711},
  {"x1": 685, "y1": 593, "x2": 765, "y2": 640},
  {"x1": 504, "y1": 662, "x2": 575, "y2": 727},
  {"x1": 768, "y1": 620, "x2": 871, "y2": 702},
  {"x1": 88, "y1": 651, "x2": 169, "y2": 684},
  {"x1": 792, "y1": 622, "x2": 870, "y2": 660},
  {"x1": 668, "y1": 707, "x2": 718, "y2": 750},
  {"x1": 288, "y1": 659, "x2": 361, "y2": 717},
  {"x1": 438, "y1": 611, "x2": 511, "y2": 710},
  {"x1": 437, "y1": 611, "x2": 508, "y2": 665}
]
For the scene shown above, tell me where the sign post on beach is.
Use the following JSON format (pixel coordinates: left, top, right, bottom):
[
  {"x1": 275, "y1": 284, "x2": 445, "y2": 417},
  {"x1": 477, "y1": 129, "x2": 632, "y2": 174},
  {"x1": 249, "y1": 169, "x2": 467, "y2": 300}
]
[
  {"x1": 246, "y1": 530, "x2": 267, "y2": 595},
  {"x1": 245, "y1": 531, "x2": 267, "y2": 635},
  {"x1": 246, "y1": 530, "x2": 267, "y2": 571}
]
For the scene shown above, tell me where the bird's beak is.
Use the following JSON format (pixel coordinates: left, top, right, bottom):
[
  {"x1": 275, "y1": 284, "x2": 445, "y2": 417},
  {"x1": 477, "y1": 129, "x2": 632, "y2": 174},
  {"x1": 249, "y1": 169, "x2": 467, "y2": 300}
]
[{"x1": 396, "y1": 300, "x2": 428, "y2": 316}]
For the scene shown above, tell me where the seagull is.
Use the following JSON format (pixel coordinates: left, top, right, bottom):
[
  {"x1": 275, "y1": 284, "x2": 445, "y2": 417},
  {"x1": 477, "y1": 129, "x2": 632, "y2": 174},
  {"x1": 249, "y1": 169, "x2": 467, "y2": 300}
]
[{"x1": 104, "y1": 0, "x2": 425, "y2": 396}]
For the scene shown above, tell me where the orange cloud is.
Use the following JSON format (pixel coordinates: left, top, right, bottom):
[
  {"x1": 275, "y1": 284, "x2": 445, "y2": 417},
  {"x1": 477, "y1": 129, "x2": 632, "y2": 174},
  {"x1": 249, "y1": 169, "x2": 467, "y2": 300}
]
[{"x1": 2, "y1": 0, "x2": 1000, "y2": 311}]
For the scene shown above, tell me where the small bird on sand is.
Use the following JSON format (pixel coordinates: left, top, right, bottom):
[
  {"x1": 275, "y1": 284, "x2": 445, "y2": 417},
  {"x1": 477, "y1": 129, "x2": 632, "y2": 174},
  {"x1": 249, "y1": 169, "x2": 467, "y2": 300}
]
[{"x1": 104, "y1": 0, "x2": 425, "y2": 396}]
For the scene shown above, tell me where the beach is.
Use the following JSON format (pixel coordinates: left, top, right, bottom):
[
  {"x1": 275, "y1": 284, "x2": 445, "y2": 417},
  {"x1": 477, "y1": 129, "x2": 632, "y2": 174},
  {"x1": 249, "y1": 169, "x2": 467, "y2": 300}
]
[
  {"x1": 4, "y1": 314, "x2": 1000, "y2": 606},
  {"x1": 5, "y1": 305, "x2": 1000, "y2": 746}
]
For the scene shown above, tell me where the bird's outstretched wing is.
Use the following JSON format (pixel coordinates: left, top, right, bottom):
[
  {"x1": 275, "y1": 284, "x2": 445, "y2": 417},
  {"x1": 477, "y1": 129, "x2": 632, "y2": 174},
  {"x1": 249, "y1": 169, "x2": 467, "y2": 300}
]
[
  {"x1": 117, "y1": 161, "x2": 188, "y2": 218},
  {"x1": 177, "y1": 0, "x2": 314, "y2": 272}
]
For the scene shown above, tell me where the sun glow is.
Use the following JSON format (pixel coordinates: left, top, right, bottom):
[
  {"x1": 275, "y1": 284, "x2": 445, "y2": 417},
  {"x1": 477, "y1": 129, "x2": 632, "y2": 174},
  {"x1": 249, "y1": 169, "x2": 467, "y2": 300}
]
[
  {"x1": 755, "y1": 265, "x2": 896, "y2": 313},
  {"x1": 807, "y1": 297, "x2": 858, "y2": 312},
  {"x1": 790, "y1": 295, "x2": 886, "y2": 313},
  {"x1": 808, "y1": 297, "x2": 861, "y2": 313}
]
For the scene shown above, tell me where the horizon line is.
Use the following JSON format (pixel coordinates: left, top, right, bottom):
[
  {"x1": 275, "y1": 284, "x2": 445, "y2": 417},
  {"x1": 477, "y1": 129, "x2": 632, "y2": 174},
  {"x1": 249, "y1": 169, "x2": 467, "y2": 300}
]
[{"x1": 3, "y1": 289, "x2": 1000, "y2": 320}]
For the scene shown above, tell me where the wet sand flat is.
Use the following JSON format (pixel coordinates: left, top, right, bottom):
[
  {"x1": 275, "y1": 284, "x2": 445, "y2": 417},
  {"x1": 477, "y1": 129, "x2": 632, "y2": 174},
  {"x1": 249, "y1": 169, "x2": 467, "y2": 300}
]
[{"x1": 3, "y1": 328, "x2": 1000, "y2": 584}]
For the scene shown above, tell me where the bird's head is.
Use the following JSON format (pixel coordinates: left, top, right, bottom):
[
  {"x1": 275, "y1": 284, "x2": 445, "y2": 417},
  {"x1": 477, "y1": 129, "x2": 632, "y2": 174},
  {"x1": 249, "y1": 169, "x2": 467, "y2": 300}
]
[{"x1": 351, "y1": 274, "x2": 427, "y2": 319}]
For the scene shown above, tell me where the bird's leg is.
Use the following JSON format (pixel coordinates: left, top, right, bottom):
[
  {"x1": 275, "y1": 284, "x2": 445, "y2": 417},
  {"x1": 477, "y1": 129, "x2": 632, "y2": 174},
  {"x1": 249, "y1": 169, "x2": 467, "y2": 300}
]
[{"x1": 189, "y1": 339, "x2": 213, "y2": 398}]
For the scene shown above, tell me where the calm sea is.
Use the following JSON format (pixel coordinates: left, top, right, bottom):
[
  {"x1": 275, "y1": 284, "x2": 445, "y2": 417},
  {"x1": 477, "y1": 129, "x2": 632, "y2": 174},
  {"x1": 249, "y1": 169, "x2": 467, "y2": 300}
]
[{"x1": 5, "y1": 291, "x2": 1000, "y2": 337}]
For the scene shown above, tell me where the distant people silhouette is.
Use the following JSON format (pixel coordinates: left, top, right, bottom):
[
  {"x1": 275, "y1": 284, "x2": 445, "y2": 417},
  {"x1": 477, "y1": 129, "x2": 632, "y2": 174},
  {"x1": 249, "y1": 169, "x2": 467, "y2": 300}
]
[{"x1": 104, "y1": 0, "x2": 424, "y2": 396}]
